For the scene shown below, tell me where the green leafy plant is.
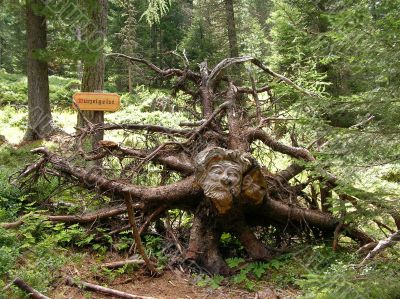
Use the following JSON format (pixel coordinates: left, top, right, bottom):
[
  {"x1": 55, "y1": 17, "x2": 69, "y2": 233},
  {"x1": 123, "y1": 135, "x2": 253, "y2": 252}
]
[{"x1": 196, "y1": 274, "x2": 224, "y2": 290}]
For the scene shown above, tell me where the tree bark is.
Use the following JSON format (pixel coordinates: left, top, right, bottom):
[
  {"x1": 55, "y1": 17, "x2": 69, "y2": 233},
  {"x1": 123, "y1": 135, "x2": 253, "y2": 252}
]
[
  {"x1": 224, "y1": 0, "x2": 239, "y2": 58},
  {"x1": 24, "y1": 0, "x2": 54, "y2": 141},
  {"x1": 77, "y1": 0, "x2": 108, "y2": 147},
  {"x1": 186, "y1": 208, "x2": 231, "y2": 275}
]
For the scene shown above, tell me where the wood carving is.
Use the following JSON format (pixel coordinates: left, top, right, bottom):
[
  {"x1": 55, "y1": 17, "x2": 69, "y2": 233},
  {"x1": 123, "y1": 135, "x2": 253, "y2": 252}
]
[
  {"x1": 195, "y1": 147, "x2": 255, "y2": 214},
  {"x1": 241, "y1": 167, "x2": 268, "y2": 205}
]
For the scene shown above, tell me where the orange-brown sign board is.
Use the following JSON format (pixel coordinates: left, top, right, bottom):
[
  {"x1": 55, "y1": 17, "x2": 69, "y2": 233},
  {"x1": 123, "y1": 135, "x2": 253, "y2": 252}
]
[{"x1": 73, "y1": 92, "x2": 121, "y2": 112}]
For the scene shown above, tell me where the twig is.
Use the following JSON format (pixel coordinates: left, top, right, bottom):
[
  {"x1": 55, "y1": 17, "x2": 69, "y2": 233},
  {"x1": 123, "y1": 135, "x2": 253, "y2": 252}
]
[
  {"x1": 65, "y1": 276, "x2": 155, "y2": 299},
  {"x1": 373, "y1": 220, "x2": 395, "y2": 234},
  {"x1": 11, "y1": 277, "x2": 50, "y2": 299}
]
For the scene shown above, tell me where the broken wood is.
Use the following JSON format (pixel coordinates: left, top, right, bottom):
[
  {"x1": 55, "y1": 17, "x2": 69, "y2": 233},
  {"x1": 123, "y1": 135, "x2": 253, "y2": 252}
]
[
  {"x1": 65, "y1": 276, "x2": 155, "y2": 299},
  {"x1": 359, "y1": 230, "x2": 400, "y2": 266},
  {"x1": 101, "y1": 259, "x2": 145, "y2": 269},
  {"x1": 11, "y1": 277, "x2": 50, "y2": 299}
]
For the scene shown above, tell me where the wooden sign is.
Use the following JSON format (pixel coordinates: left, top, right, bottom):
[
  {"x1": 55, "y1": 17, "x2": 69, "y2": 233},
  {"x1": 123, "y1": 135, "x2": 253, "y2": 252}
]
[{"x1": 73, "y1": 92, "x2": 121, "y2": 112}]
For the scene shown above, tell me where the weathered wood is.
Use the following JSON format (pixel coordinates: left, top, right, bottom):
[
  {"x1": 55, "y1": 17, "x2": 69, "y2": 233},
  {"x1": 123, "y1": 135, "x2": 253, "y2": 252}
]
[
  {"x1": 65, "y1": 276, "x2": 155, "y2": 299},
  {"x1": 360, "y1": 230, "x2": 400, "y2": 265},
  {"x1": 101, "y1": 259, "x2": 145, "y2": 269},
  {"x1": 12, "y1": 277, "x2": 51, "y2": 299}
]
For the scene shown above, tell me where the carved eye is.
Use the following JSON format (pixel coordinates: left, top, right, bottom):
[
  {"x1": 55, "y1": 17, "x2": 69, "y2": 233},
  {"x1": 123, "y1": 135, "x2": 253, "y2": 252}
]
[
  {"x1": 210, "y1": 166, "x2": 223, "y2": 175},
  {"x1": 227, "y1": 171, "x2": 239, "y2": 179}
]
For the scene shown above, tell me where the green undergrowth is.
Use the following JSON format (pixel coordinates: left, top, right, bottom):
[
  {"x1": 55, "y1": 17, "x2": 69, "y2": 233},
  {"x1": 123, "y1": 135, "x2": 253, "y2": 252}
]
[
  {"x1": 0, "y1": 70, "x2": 80, "y2": 107},
  {"x1": 196, "y1": 244, "x2": 400, "y2": 299}
]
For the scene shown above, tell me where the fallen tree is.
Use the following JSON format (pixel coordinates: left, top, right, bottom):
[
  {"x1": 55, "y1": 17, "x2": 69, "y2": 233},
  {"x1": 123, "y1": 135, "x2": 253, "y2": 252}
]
[{"x1": 15, "y1": 55, "x2": 379, "y2": 275}]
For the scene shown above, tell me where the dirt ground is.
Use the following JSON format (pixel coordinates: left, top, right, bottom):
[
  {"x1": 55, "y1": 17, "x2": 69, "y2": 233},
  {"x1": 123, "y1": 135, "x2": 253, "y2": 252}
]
[
  {"x1": 53, "y1": 270, "x2": 255, "y2": 299},
  {"x1": 50, "y1": 253, "x2": 297, "y2": 299}
]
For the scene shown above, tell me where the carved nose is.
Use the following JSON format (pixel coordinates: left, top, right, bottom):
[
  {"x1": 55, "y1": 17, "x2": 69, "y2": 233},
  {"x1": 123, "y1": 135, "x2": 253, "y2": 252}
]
[{"x1": 222, "y1": 176, "x2": 232, "y2": 185}]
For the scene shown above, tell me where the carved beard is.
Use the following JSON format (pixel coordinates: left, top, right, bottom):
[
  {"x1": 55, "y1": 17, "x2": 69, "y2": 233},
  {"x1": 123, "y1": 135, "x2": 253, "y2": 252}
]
[{"x1": 202, "y1": 183, "x2": 233, "y2": 214}]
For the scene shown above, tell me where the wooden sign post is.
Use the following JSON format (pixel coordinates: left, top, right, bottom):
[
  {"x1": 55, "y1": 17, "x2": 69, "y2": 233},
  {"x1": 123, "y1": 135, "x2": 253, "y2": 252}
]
[{"x1": 72, "y1": 92, "x2": 121, "y2": 112}]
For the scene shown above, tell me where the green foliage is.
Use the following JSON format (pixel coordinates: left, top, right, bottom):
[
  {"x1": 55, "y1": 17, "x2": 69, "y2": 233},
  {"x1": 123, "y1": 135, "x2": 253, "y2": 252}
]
[
  {"x1": 0, "y1": 70, "x2": 79, "y2": 106},
  {"x1": 0, "y1": 70, "x2": 27, "y2": 105},
  {"x1": 0, "y1": 221, "x2": 68, "y2": 298},
  {"x1": 141, "y1": 0, "x2": 172, "y2": 25},
  {"x1": 381, "y1": 168, "x2": 400, "y2": 183},
  {"x1": 297, "y1": 260, "x2": 400, "y2": 299},
  {"x1": 226, "y1": 257, "x2": 245, "y2": 268},
  {"x1": 143, "y1": 234, "x2": 168, "y2": 267},
  {"x1": 196, "y1": 274, "x2": 224, "y2": 290}
]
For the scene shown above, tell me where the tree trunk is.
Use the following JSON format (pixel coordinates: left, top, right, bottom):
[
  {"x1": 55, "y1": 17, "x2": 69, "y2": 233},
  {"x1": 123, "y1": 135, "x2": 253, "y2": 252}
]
[
  {"x1": 24, "y1": 0, "x2": 54, "y2": 141},
  {"x1": 77, "y1": 0, "x2": 108, "y2": 147},
  {"x1": 128, "y1": 64, "x2": 133, "y2": 93},
  {"x1": 224, "y1": 0, "x2": 239, "y2": 58},
  {"x1": 76, "y1": 26, "x2": 83, "y2": 81}
]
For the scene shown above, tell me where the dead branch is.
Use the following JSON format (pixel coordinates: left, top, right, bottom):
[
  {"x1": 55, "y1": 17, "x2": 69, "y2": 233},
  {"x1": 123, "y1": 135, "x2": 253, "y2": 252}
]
[
  {"x1": 107, "y1": 53, "x2": 201, "y2": 82},
  {"x1": 248, "y1": 129, "x2": 315, "y2": 161},
  {"x1": 124, "y1": 193, "x2": 158, "y2": 275},
  {"x1": 65, "y1": 276, "x2": 155, "y2": 299},
  {"x1": 73, "y1": 100, "x2": 94, "y2": 129},
  {"x1": 30, "y1": 147, "x2": 200, "y2": 206},
  {"x1": 205, "y1": 56, "x2": 317, "y2": 97},
  {"x1": 249, "y1": 70, "x2": 261, "y2": 120},
  {"x1": 18, "y1": 157, "x2": 46, "y2": 178},
  {"x1": 102, "y1": 145, "x2": 194, "y2": 174},
  {"x1": 100, "y1": 123, "x2": 191, "y2": 136},
  {"x1": 359, "y1": 230, "x2": 400, "y2": 265},
  {"x1": 236, "y1": 84, "x2": 272, "y2": 95},
  {"x1": 207, "y1": 56, "x2": 255, "y2": 89},
  {"x1": 333, "y1": 215, "x2": 345, "y2": 251},
  {"x1": 275, "y1": 163, "x2": 305, "y2": 183},
  {"x1": 250, "y1": 58, "x2": 318, "y2": 98},
  {"x1": 0, "y1": 205, "x2": 134, "y2": 229},
  {"x1": 11, "y1": 277, "x2": 50, "y2": 299},
  {"x1": 185, "y1": 100, "x2": 231, "y2": 144},
  {"x1": 101, "y1": 259, "x2": 145, "y2": 269}
]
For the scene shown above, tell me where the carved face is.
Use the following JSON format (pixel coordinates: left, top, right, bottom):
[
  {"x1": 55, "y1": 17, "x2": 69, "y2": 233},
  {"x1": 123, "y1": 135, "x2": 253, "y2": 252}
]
[
  {"x1": 200, "y1": 160, "x2": 243, "y2": 214},
  {"x1": 242, "y1": 168, "x2": 267, "y2": 205}
]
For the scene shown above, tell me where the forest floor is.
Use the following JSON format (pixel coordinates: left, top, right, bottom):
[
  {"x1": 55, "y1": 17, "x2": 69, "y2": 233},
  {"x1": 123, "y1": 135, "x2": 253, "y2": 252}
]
[{"x1": 50, "y1": 252, "x2": 297, "y2": 299}]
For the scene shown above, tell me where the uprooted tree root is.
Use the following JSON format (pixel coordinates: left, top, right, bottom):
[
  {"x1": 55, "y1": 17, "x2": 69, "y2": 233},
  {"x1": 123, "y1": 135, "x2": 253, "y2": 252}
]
[{"x1": 8, "y1": 55, "x2": 387, "y2": 275}]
